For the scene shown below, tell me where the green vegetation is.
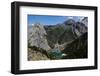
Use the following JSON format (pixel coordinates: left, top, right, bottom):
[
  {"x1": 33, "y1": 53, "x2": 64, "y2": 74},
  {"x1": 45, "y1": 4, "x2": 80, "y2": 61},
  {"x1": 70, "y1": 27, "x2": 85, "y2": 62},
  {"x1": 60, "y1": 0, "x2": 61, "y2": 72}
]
[
  {"x1": 62, "y1": 32, "x2": 88, "y2": 59},
  {"x1": 45, "y1": 25, "x2": 76, "y2": 48},
  {"x1": 45, "y1": 26, "x2": 65, "y2": 48},
  {"x1": 28, "y1": 46, "x2": 49, "y2": 58}
]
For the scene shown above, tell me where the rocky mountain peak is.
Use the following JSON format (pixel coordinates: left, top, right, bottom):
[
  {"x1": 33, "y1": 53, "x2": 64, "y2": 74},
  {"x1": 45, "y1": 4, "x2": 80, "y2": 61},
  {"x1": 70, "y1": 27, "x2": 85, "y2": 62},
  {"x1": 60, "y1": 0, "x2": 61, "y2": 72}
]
[
  {"x1": 64, "y1": 19, "x2": 76, "y2": 25},
  {"x1": 28, "y1": 23, "x2": 51, "y2": 50}
]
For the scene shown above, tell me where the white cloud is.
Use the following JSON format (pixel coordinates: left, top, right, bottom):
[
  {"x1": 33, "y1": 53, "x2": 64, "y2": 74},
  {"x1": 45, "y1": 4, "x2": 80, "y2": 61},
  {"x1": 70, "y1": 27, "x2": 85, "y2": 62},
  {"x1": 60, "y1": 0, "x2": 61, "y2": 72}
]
[{"x1": 67, "y1": 16, "x2": 73, "y2": 19}]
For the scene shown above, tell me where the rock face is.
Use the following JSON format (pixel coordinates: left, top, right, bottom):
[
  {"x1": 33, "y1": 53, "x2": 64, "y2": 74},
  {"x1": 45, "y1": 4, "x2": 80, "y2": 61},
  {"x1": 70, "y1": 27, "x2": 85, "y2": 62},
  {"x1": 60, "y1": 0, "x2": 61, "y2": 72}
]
[
  {"x1": 81, "y1": 17, "x2": 88, "y2": 26},
  {"x1": 75, "y1": 22, "x2": 87, "y2": 36},
  {"x1": 28, "y1": 23, "x2": 51, "y2": 50}
]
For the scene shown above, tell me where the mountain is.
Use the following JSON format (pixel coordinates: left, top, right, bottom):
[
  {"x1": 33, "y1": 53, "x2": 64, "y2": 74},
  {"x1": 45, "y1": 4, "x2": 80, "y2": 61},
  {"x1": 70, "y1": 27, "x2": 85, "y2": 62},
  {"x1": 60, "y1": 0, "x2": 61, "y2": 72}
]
[
  {"x1": 44, "y1": 24, "x2": 75, "y2": 48},
  {"x1": 44, "y1": 18, "x2": 87, "y2": 48},
  {"x1": 28, "y1": 23, "x2": 51, "y2": 50},
  {"x1": 44, "y1": 20, "x2": 76, "y2": 48},
  {"x1": 64, "y1": 19, "x2": 76, "y2": 25}
]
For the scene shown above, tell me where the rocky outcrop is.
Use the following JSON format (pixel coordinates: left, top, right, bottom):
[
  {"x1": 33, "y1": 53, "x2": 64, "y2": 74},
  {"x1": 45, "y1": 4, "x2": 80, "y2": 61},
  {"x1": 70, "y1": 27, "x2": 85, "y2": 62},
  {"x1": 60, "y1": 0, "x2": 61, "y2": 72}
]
[
  {"x1": 81, "y1": 17, "x2": 88, "y2": 26},
  {"x1": 28, "y1": 23, "x2": 51, "y2": 50},
  {"x1": 28, "y1": 48, "x2": 50, "y2": 61},
  {"x1": 75, "y1": 22, "x2": 87, "y2": 36}
]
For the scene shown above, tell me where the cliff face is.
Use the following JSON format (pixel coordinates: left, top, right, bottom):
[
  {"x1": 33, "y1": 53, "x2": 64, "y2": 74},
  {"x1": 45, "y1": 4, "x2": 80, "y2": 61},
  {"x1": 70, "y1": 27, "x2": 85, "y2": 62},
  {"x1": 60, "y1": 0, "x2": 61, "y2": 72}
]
[
  {"x1": 28, "y1": 23, "x2": 51, "y2": 51},
  {"x1": 81, "y1": 17, "x2": 88, "y2": 27}
]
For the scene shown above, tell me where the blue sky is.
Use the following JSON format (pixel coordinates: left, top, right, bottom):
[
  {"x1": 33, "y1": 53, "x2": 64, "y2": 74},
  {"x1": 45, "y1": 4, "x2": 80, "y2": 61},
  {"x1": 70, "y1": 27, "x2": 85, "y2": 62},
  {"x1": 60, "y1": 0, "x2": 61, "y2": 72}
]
[{"x1": 28, "y1": 15, "x2": 83, "y2": 26}]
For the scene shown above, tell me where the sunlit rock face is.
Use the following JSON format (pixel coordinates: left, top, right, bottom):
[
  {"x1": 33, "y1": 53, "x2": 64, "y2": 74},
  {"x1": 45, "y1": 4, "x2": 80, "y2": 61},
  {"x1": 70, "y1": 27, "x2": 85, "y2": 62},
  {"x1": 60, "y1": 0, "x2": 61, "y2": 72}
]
[
  {"x1": 28, "y1": 23, "x2": 51, "y2": 50},
  {"x1": 80, "y1": 17, "x2": 88, "y2": 27},
  {"x1": 74, "y1": 17, "x2": 88, "y2": 37},
  {"x1": 75, "y1": 22, "x2": 87, "y2": 36}
]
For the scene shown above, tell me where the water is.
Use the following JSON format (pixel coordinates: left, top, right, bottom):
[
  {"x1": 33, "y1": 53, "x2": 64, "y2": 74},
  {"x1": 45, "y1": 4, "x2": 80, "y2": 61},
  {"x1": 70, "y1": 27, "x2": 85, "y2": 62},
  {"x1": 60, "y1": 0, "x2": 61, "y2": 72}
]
[{"x1": 49, "y1": 48, "x2": 63, "y2": 59}]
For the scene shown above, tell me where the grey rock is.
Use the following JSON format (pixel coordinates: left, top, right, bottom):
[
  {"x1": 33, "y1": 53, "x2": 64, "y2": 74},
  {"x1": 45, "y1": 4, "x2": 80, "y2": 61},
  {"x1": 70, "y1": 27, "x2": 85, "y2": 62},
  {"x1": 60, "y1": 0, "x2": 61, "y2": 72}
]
[{"x1": 28, "y1": 23, "x2": 51, "y2": 50}]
